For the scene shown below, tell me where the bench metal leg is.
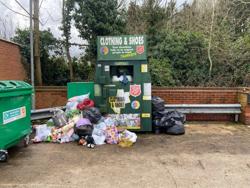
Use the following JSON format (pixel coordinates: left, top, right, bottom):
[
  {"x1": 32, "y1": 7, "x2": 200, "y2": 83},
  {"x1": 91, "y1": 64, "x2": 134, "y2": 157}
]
[{"x1": 235, "y1": 114, "x2": 239, "y2": 122}]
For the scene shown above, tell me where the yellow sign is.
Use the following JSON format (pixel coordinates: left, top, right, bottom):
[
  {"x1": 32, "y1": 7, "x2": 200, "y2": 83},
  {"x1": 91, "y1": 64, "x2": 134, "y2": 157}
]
[
  {"x1": 143, "y1": 96, "x2": 151, "y2": 100},
  {"x1": 141, "y1": 113, "x2": 151, "y2": 118},
  {"x1": 141, "y1": 64, "x2": 148, "y2": 72},
  {"x1": 109, "y1": 96, "x2": 125, "y2": 114}
]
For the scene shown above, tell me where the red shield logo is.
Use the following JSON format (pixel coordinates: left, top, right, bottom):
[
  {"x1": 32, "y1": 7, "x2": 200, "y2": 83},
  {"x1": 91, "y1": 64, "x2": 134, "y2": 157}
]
[
  {"x1": 130, "y1": 84, "x2": 141, "y2": 97},
  {"x1": 136, "y1": 45, "x2": 144, "y2": 54}
]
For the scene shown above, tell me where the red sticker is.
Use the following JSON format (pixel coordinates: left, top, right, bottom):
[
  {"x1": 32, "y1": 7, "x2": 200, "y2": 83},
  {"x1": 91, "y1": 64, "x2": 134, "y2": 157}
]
[
  {"x1": 130, "y1": 84, "x2": 141, "y2": 97},
  {"x1": 136, "y1": 45, "x2": 144, "y2": 54}
]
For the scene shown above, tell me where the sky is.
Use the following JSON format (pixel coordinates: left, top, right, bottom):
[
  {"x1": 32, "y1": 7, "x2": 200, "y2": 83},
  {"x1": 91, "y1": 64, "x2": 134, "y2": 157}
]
[{"x1": 0, "y1": 0, "x2": 192, "y2": 57}]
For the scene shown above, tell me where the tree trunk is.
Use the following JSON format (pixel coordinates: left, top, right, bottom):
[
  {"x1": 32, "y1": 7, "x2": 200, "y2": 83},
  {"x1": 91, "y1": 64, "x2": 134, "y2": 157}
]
[
  {"x1": 208, "y1": 0, "x2": 215, "y2": 80},
  {"x1": 66, "y1": 42, "x2": 73, "y2": 81},
  {"x1": 34, "y1": 0, "x2": 42, "y2": 85},
  {"x1": 62, "y1": 0, "x2": 73, "y2": 81}
]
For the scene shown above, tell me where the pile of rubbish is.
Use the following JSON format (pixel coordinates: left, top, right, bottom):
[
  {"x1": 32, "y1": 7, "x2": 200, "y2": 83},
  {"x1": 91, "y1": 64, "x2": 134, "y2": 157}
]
[
  {"x1": 32, "y1": 93, "x2": 137, "y2": 148},
  {"x1": 152, "y1": 96, "x2": 186, "y2": 135}
]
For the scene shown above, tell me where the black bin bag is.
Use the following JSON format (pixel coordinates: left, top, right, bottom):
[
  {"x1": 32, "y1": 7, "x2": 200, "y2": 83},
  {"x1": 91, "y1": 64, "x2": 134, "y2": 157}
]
[
  {"x1": 75, "y1": 124, "x2": 93, "y2": 137},
  {"x1": 152, "y1": 96, "x2": 165, "y2": 112},
  {"x1": 166, "y1": 121, "x2": 185, "y2": 135},
  {"x1": 82, "y1": 107, "x2": 102, "y2": 124}
]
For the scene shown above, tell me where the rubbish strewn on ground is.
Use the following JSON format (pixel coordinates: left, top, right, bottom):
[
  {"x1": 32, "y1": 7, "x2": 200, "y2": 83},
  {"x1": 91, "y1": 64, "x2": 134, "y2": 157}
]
[
  {"x1": 32, "y1": 94, "x2": 186, "y2": 149},
  {"x1": 152, "y1": 96, "x2": 186, "y2": 135},
  {"x1": 32, "y1": 93, "x2": 137, "y2": 148}
]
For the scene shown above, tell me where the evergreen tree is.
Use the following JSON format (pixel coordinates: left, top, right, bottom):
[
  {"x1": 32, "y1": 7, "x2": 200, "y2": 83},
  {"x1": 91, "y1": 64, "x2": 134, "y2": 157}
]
[{"x1": 73, "y1": 0, "x2": 126, "y2": 61}]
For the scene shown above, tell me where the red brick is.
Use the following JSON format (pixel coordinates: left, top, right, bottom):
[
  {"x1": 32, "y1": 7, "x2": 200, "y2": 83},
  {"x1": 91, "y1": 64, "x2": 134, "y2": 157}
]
[
  {"x1": 0, "y1": 39, "x2": 27, "y2": 80},
  {"x1": 35, "y1": 87, "x2": 243, "y2": 122}
]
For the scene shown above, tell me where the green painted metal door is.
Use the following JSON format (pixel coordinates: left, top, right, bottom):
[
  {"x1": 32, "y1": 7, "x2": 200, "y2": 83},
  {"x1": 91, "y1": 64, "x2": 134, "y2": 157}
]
[{"x1": 67, "y1": 82, "x2": 94, "y2": 99}]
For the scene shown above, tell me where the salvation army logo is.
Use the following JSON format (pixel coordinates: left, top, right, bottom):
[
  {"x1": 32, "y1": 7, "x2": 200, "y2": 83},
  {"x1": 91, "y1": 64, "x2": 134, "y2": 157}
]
[
  {"x1": 131, "y1": 100, "x2": 140, "y2": 110},
  {"x1": 100, "y1": 46, "x2": 109, "y2": 55},
  {"x1": 136, "y1": 45, "x2": 144, "y2": 55},
  {"x1": 21, "y1": 107, "x2": 26, "y2": 116},
  {"x1": 130, "y1": 84, "x2": 141, "y2": 97}
]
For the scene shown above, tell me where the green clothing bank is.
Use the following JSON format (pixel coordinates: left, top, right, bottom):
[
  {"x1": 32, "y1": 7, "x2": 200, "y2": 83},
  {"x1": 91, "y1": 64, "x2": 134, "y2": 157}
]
[{"x1": 94, "y1": 35, "x2": 152, "y2": 132}]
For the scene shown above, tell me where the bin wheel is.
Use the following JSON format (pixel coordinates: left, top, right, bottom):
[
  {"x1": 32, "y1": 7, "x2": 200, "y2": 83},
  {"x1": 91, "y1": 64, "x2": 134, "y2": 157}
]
[
  {"x1": 23, "y1": 135, "x2": 30, "y2": 147},
  {"x1": 0, "y1": 150, "x2": 8, "y2": 162}
]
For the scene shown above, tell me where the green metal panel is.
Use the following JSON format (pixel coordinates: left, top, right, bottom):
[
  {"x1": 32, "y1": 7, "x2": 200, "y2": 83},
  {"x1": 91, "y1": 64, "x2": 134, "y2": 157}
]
[
  {"x1": 67, "y1": 82, "x2": 94, "y2": 99},
  {"x1": 0, "y1": 81, "x2": 32, "y2": 150},
  {"x1": 95, "y1": 35, "x2": 151, "y2": 132},
  {"x1": 97, "y1": 35, "x2": 147, "y2": 61},
  {"x1": 95, "y1": 60, "x2": 152, "y2": 132},
  {"x1": 0, "y1": 80, "x2": 32, "y2": 98}
]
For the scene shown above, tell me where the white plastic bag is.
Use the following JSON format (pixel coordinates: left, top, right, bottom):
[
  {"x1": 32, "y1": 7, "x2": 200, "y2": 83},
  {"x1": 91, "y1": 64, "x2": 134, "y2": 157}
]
[
  {"x1": 68, "y1": 93, "x2": 90, "y2": 103},
  {"x1": 66, "y1": 93, "x2": 90, "y2": 112},
  {"x1": 92, "y1": 130, "x2": 106, "y2": 145},
  {"x1": 92, "y1": 122, "x2": 107, "y2": 145},
  {"x1": 33, "y1": 124, "x2": 52, "y2": 142},
  {"x1": 66, "y1": 101, "x2": 78, "y2": 111},
  {"x1": 119, "y1": 130, "x2": 137, "y2": 143}
]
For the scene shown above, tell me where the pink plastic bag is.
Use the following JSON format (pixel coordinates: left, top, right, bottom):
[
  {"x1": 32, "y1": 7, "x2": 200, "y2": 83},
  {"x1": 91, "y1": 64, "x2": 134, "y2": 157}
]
[{"x1": 105, "y1": 126, "x2": 119, "y2": 144}]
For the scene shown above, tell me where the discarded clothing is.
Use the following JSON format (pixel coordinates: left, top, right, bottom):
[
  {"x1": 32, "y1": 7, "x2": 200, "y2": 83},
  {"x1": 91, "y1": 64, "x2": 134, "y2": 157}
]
[
  {"x1": 76, "y1": 118, "x2": 92, "y2": 128},
  {"x1": 75, "y1": 124, "x2": 93, "y2": 137},
  {"x1": 105, "y1": 126, "x2": 119, "y2": 144},
  {"x1": 79, "y1": 136, "x2": 95, "y2": 149},
  {"x1": 77, "y1": 99, "x2": 94, "y2": 110},
  {"x1": 104, "y1": 117, "x2": 117, "y2": 127}
]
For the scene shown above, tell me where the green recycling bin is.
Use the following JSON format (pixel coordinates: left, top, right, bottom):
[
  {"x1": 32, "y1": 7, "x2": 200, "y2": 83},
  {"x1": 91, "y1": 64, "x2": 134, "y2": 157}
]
[{"x1": 0, "y1": 81, "x2": 32, "y2": 161}]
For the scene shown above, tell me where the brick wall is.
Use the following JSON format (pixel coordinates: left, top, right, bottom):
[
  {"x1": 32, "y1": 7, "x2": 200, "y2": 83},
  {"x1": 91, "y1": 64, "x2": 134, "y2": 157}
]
[
  {"x1": 152, "y1": 87, "x2": 239, "y2": 121},
  {"x1": 35, "y1": 86, "x2": 243, "y2": 122},
  {"x1": 0, "y1": 39, "x2": 27, "y2": 80},
  {"x1": 35, "y1": 87, "x2": 67, "y2": 109},
  {"x1": 152, "y1": 87, "x2": 238, "y2": 104}
]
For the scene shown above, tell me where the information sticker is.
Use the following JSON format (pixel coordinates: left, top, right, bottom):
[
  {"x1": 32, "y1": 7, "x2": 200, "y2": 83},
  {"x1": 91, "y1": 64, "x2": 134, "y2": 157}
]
[{"x1": 3, "y1": 106, "x2": 26, "y2": 124}]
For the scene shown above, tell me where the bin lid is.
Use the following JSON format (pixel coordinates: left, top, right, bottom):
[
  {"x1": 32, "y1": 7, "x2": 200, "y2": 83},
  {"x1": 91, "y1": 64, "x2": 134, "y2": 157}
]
[{"x1": 0, "y1": 80, "x2": 32, "y2": 92}]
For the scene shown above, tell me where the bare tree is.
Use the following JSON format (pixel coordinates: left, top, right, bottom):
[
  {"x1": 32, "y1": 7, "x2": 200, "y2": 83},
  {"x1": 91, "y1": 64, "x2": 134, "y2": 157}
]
[
  {"x1": 208, "y1": 0, "x2": 215, "y2": 79},
  {"x1": 61, "y1": 0, "x2": 74, "y2": 81}
]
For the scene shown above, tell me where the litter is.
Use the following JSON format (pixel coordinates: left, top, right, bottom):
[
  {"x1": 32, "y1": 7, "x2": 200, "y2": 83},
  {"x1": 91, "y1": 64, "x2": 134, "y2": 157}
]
[
  {"x1": 166, "y1": 121, "x2": 185, "y2": 135},
  {"x1": 76, "y1": 118, "x2": 92, "y2": 128},
  {"x1": 32, "y1": 94, "x2": 138, "y2": 149},
  {"x1": 52, "y1": 108, "x2": 68, "y2": 127},
  {"x1": 32, "y1": 124, "x2": 52, "y2": 143},
  {"x1": 92, "y1": 121, "x2": 107, "y2": 145},
  {"x1": 77, "y1": 98, "x2": 95, "y2": 110},
  {"x1": 152, "y1": 96, "x2": 165, "y2": 112},
  {"x1": 66, "y1": 93, "x2": 90, "y2": 112},
  {"x1": 118, "y1": 130, "x2": 137, "y2": 147},
  {"x1": 75, "y1": 124, "x2": 93, "y2": 137},
  {"x1": 105, "y1": 126, "x2": 119, "y2": 144},
  {"x1": 152, "y1": 96, "x2": 186, "y2": 135},
  {"x1": 68, "y1": 93, "x2": 90, "y2": 103},
  {"x1": 82, "y1": 107, "x2": 102, "y2": 124}
]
